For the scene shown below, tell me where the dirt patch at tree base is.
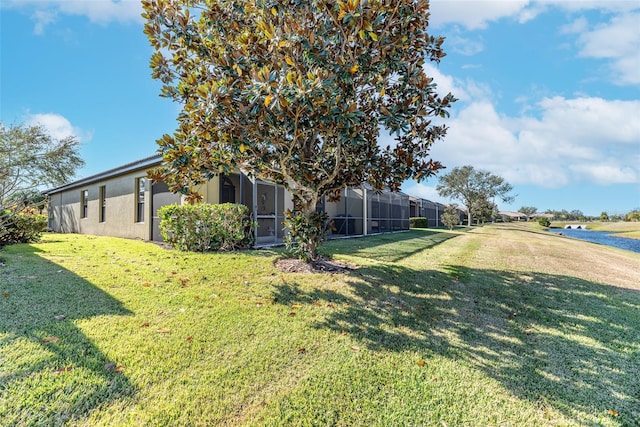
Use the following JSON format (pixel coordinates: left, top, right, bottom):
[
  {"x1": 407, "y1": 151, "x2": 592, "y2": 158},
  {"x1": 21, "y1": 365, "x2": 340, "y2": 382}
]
[{"x1": 274, "y1": 257, "x2": 356, "y2": 274}]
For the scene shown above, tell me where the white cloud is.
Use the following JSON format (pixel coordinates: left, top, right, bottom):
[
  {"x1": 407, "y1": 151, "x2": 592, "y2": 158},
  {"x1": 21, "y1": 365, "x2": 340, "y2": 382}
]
[
  {"x1": 574, "y1": 12, "x2": 640, "y2": 85},
  {"x1": 423, "y1": 63, "x2": 466, "y2": 101},
  {"x1": 569, "y1": 163, "x2": 637, "y2": 185},
  {"x1": 429, "y1": 0, "x2": 639, "y2": 30},
  {"x1": 54, "y1": 0, "x2": 142, "y2": 24},
  {"x1": 32, "y1": 9, "x2": 57, "y2": 35},
  {"x1": 3, "y1": 0, "x2": 142, "y2": 34},
  {"x1": 430, "y1": 1, "x2": 640, "y2": 85},
  {"x1": 448, "y1": 33, "x2": 486, "y2": 56},
  {"x1": 428, "y1": 94, "x2": 640, "y2": 188},
  {"x1": 25, "y1": 112, "x2": 92, "y2": 142},
  {"x1": 402, "y1": 182, "x2": 449, "y2": 204},
  {"x1": 429, "y1": 0, "x2": 532, "y2": 30},
  {"x1": 541, "y1": 1, "x2": 639, "y2": 14}
]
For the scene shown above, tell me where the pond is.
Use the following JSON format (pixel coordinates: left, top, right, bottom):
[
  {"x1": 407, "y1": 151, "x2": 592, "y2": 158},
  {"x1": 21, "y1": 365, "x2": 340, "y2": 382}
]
[{"x1": 547, "y1": 228, "x2": 640, "y2": 254}]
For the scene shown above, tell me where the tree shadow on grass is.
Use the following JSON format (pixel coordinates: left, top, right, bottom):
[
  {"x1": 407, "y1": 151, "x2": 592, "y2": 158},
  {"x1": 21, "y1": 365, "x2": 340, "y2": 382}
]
[
  {"x1": 0, "y1": 244, "x2": 135, "y2": 425},
  {"x1": 271, "y1": 263, "x2": 640, "y2": 425}
]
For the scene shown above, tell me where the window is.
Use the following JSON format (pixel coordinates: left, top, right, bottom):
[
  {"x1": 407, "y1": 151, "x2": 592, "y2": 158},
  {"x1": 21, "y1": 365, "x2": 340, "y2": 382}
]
[
  {"x1": 99, "y1": 185, "x2": 106, "y2": 222},
  {"x1": 80, "y1": 190, "x2": 88, "y2": 218},
  {"x1": 135, "y1": 177, "x2": 146, "y2": 222},
  {"x1": 220, "y1": 175, "x2": 236, "y2": 203}
]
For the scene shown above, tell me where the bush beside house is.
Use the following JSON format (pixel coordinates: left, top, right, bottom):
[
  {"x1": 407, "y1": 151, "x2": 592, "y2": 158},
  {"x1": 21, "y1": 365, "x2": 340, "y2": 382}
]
[
  {"x1": 409, "y1": 217, "x2": 429, "y2": 228},
  {"x1": 0, "y1": 209, "x2": 47, "y2": 246},
  {"x1": 158, "y1": 203, "x2": 254, "y2": 252}
]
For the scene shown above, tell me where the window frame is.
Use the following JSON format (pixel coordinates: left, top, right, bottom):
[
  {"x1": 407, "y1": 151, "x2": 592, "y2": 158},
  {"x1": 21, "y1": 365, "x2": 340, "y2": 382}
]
[
  {"x1": 135, "y1": 177, "x2": 146, "y2": 223},
  {"x1": 80, "y1": 190, "x2": 89, "y2": 218},
  {"x1": 99, "y1": 185, "x2": 106, "y2": 222}
]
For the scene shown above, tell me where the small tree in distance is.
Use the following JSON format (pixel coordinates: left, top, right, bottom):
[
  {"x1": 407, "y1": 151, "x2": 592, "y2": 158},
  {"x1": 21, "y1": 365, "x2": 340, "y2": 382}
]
[
  {"x1": 436, "y1": 165, "x2": 514, "y2": 226},
  {"x1": 441, "y1": 204, "x2": 460, "y2": 230},
  {"x1": 0, "y1": 122, "x2": 84, "y2": 244},
  {"x1": 142, "y1": 0, "x2": 456, "y2": 262},
  {"x1": 1, "y1": 122, "x2": 84, "y2": 210},
  {"x1": 625, "y1": 209, "x2": 640, "y2": 222}
]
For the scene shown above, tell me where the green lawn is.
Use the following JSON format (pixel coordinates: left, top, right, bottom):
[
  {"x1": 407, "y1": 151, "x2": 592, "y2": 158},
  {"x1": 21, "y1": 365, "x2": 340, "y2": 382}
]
[{"x1": 1, "y1": 225, "x2": 638, "y2": 426}]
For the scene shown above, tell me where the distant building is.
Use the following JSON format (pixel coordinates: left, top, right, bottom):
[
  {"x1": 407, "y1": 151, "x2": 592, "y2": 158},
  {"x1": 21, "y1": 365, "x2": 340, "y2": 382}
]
[{"x1": 498, "y1": 211, "x2": 528, "y2": 222}]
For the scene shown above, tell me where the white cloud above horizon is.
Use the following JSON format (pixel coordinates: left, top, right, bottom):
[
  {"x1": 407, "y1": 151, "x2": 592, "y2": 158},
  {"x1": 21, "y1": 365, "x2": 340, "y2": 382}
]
[
  {"x1": 421, "y1": 2, "x2": 640, "y2": 191},
  {"x1": 25, "y1": 112, "x2": 93, "y2": 143},
  {"x1": 2, "y1": 0, "x2": 142, "y2": 34},
  {"x1": 572, "y1": 12, "x2": 640, "y2": 85},
  {"x1": 429, "y1": 0, "x2": 532, "y2": 30},
  {"x1": 427, "y1": 94, "x2": 640, "y2": 188}
]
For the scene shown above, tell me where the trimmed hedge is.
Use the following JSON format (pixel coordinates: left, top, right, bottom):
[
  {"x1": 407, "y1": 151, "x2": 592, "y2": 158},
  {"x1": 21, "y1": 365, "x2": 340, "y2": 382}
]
[
  {"x1": 158, "y1": 203, "x2": 254, "y2": 252},
  {"x1": 409, "y1": 217, "x2": 428, "y2": 228},
  {"x1": 0, "y1": 209, "x2": 47, "y2": 245}
]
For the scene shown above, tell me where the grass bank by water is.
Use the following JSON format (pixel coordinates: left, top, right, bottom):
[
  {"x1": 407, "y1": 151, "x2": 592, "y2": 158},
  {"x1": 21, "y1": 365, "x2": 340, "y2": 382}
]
[
  {"x1": 587, "y1": 221, "x2": 640, "y2": 239},
  {"x1": 551, "y1": 221, "x2": 640, "y2": 239},
  {"x1": 1, "y1": 224, "x2": 638, "y2": 426}
]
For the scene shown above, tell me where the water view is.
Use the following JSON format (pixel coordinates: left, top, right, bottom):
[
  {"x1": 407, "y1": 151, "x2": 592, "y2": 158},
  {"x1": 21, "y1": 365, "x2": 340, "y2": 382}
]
[{"x1": 547, "y1": 228, "x2": 640, "y2": 254}]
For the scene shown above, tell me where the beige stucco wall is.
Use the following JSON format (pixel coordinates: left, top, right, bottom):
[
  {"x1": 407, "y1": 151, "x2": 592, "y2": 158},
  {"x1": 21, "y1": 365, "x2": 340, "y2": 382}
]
[{"x1": 48, "y1": 170, "x2": 153, "y2": 240}]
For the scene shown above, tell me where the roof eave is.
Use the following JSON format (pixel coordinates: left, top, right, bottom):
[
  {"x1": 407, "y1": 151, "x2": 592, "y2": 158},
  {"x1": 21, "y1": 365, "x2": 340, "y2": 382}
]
[{"x1": 43, "y1": 154, "x2": 163, "y2": 195}]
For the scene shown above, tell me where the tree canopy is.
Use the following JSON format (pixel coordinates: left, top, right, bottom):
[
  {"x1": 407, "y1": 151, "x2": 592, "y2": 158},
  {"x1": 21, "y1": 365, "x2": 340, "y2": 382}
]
[
  {"x1": 0, "y1": 122, "x2": 84, "y2": 211},
  {"x1": 142, "y1": 0, "x2": 455, "y2": 260},
  {"x1": 436, "y1": 165, "x2": 514, "y2": 226},
  {"x1": 518, "y1": 206, "x2": 537, "y2": 216}
]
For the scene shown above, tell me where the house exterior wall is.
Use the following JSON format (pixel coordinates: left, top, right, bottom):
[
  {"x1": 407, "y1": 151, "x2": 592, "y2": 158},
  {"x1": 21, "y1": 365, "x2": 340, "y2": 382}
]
[
  {"x1": 44, "y1": 155, "x2": 429, "y2": 246},
  {"x1": 47, "y1": 170, "x2": 153, "y2": 240}
]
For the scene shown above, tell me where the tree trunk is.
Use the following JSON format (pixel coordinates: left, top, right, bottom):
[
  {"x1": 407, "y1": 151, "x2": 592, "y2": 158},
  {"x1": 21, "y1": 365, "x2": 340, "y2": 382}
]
[
  {"x1": 299, "y1": 198, "x2": 319, "y2": 261},
  {"x1": 285, "y1": 192, "x2": 325, "y2": 262}
]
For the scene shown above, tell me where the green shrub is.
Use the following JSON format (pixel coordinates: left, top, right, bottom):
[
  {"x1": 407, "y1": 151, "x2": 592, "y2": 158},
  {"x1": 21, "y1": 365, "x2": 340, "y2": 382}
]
[
  {"x1": 0, "y1": 209, "x2": 47, "y2": 245},
  {"x1": 158, "y1": 203, "x2": 254, "y2": 252},
  {"x1": 538, "y1": 217, "x2": 551, "y2": 227},
  {"x1": 409, "y1": 217, "x2": 428, "y2": 228}
]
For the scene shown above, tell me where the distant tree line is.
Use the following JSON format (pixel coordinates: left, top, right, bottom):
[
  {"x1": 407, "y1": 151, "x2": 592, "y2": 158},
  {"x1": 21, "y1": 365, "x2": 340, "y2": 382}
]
[{"x1": 519, "y1": 208, "x2": 639, "y2": 222}]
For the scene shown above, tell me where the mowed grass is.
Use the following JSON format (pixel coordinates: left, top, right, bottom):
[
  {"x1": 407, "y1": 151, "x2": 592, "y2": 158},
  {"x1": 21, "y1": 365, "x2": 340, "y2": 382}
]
[{"x1": 1, "y1": 225, "x2": 639, "y2": 426}]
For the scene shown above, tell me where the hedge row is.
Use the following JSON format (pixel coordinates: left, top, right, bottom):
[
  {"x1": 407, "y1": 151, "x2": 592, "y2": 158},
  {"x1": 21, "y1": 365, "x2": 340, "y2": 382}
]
[{"x1": 409, "y1": 217, "x2": 429, "y2": 228}]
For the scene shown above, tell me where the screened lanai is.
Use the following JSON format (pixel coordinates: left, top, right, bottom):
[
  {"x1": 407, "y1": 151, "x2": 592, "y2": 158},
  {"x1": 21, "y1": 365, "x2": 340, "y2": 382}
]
[{"x1": 220, "y1": 173, "x2": 411, "y2": 246}]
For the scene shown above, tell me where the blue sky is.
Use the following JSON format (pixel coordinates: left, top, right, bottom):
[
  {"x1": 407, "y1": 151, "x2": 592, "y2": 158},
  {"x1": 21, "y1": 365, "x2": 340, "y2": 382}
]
[{"x1": 1, "y1": 1, "x2": 639, "y2": 216}]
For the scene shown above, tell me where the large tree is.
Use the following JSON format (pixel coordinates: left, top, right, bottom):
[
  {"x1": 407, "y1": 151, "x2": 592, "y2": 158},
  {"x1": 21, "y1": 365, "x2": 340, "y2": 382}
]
[
  {"x1": 0, "y1": 122, "x2": 84, "y2": 211},
  {"x1": 142, "y1": 0, "x2": 455, "y2": 261},
  {"x1": 436, "y1": 165, "x2": 514, "y2": 226}
]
